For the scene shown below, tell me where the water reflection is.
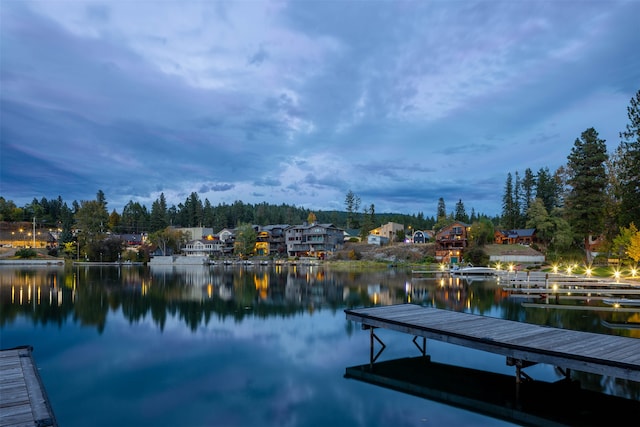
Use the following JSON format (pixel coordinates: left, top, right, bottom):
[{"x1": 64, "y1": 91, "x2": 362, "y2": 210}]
[
  {"x1": 1, "y1": 264, "x2": 639, "y2": 409},
  {"x1": 3, "y1": 266, "x2": 640, "y2": 337}
]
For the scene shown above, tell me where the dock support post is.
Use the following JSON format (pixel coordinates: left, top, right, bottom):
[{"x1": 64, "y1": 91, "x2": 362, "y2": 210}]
[
  {"x1": 412, "y1": 336, "x2": 428, "y2": 358},
  {"x1": 368, "y1": 327, "x2": 386, "y2": 369}
]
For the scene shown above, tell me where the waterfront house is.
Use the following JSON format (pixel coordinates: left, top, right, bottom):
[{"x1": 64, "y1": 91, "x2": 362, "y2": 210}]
[
  {"x1": 182, "y1": 238, "x2": 227, "y2": 257},
  {"x1": 285, "y1": 223, "x2": 344, "y2": 258},
  {"x1": 435, "y1": 221, "x2": 470, "y2": 264}
]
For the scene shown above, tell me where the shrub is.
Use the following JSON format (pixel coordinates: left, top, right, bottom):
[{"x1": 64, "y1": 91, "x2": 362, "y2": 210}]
[{"x1": 16, "y1": 248, "x2": 37, "y2": 259}]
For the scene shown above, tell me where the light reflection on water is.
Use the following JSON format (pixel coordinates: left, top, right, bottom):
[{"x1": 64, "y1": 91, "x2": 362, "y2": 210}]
[{"x1": 1, "y1": 265, "x2": 639, "y2": 427}]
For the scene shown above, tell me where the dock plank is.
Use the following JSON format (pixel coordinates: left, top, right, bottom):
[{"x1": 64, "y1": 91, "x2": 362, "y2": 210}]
[
  {"x1": 0, "y1": 346, "x2": 57, "y2": 427},
  {"x1": 345, "y1": 304, "x2": 640, "y2": 382}
]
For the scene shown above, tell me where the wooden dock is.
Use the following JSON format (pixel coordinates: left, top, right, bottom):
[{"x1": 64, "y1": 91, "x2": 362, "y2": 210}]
[
  {"x1": 345, "y1": 304, "x2": 640, "y2": 383},
  {"x1": 0, "y1": 346, "x2": 57, "y2": 427}
]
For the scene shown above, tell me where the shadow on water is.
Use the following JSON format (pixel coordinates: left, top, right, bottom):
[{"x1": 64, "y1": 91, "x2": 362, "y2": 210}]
[{"x1": 345, "y1": 356, "x2": 640, "y2": 427}]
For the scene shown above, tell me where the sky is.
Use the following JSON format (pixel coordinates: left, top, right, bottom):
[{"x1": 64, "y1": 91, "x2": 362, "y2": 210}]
[{"x1": 1, "y1": 0, "x2": 639, "y2": 218}]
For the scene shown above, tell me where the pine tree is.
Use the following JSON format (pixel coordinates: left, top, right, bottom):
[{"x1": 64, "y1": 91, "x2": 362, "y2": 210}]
[
  {"x1": 617, "y1": 90, "x2": 640, "y2": 227},
  {"x1": 566, "y1": 127, "x2": 608, "y2": 263}
]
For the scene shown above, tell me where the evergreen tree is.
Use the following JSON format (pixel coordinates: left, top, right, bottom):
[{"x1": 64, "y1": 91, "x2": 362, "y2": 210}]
[
  {"x1": 521, "y1": 168, "x2": 536, "y2": 222},
  {"x1": 454, "y1": 199, "x2": 467, "y2": 222},
  {"x1": 150, "y1": 193, "x2": 169, "y2": 232},
  {"x1": 344, "y1": 190, "x2": 361, "y2": 229},
  {"x1": 617, "y1": 90, "x2": 640, "y2": 227},
  {"x1": 502, "y1": 172, "x2": 517, "y2": 229},
  {"x1": 565, "y1": 127, "x2": 608, "y2": 263},
  {"x1": 514, "y1": 171, "x2": 522, "y2": 227},
  {"x1": 436, "y1": 197, "x2": 446, "y2": 221},
  {"x1": 536, "y1": 167, "x2": 557, "y2": 212}
]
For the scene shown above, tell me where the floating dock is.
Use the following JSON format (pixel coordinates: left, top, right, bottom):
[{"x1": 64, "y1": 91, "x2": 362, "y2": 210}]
[
  {"x1": 0, "y1": 346, "x2": 57, "y2": 427},
  {"x1": 345, "y1": 304, "x2": 640, "y2": 383}
]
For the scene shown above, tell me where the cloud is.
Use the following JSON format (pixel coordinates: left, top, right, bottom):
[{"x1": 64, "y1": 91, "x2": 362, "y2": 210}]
[{"x1": 1, "y1": 0, "x2": 639, "y2": 218}]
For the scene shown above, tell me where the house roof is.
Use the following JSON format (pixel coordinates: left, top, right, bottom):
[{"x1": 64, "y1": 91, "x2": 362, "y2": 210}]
[{"x1": 498, "y1": 228, "x2": 536, "y2": 238}]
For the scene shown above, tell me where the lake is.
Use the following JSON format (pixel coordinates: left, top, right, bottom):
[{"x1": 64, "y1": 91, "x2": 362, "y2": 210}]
[{"x1": 1, "y1": 264, "x2": 638, "y2": 426}]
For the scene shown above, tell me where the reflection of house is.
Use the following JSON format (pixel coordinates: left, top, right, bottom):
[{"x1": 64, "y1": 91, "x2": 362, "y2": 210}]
[
  {"x1": 494, "y1": 229, "x2": 536, "y2": 245},
  {"x1": 370, "y1": 222, "x2": 404, "y2": 242},
  {"x1": 435, "y1": 221, "x2": 470, "y2": 264},
  {"x1": 285, "y1": 223, "x2": 344, "y2": 258}
]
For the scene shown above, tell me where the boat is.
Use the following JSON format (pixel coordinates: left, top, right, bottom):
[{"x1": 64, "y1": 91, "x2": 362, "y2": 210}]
[{"x1": 603, "y1": 298, "x2": 640, "y2": 307}]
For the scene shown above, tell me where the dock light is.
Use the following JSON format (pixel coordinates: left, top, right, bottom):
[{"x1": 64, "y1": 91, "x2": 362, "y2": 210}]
[
  {"x1": 614, "y1": 270, "x2": 621, "y2": 282},
  {"x1": 495, "y1": 262, "x2": 502, "y2": 271},
  {"x1": 566, "y1": 266, "x2": 572, "y2": 275},
  {"x1": 552, "y1": 284, "x2": 558, "y2": 291},
  {"x1": 439, "y1": 263, "x2": 446, "y2": 271},
  {"x1": 631, "y1": 268, "x2": 637, "y2": 278},
  {"x1": 508, "y1": 264, "x2": 514, "y2": 272},
  {"x1": 585, "y1": 267, "x2": 592, "y2": 277},
  {"x1": 552, "y1": 265, "x2": 559, "y2": 274}
]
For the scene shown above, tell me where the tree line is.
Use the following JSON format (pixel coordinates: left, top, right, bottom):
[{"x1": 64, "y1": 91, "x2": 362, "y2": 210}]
[{"x1": 499, "y1": 90, "x2": 640, "y2": 263}]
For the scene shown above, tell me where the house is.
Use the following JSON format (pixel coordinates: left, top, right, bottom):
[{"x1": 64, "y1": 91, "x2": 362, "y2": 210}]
[
  {"x1": 411, "y1": 230, "x2": 433, "y2": 243},
  {"x1": 285, "y1": 222, "x2": 344, "y2": 258},
  {"x1": 176, "y1": 227, "x2": 214, "y2": 241},
  {"x1": 368, "y1": 234, "x2": 389, "y2": 246},
  {"x1": 182, "y1": 238, "x2": 227, "y2": 257},
  {"x1": 494, "y1": 228, "x2": 536, "y2": 245},
  {"x1": 435, "y1": 221, "x2": 470, "y2": 264},
  {"x1": 258, "y1": 224, "x2": 289, "y2": 256},
  {"x1": 343, "y1": 229, "x2": 361, "y2": 242},
  {"x1": 370, "y1": 222, "x2": 404, "y2": 242}
]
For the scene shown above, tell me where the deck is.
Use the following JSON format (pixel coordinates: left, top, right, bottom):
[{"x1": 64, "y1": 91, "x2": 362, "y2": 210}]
[
  {"x1": 345, "y1": 304, "x2": 640, "y2": 383},
  {"x1": 0, "y1": 346, "x2": 57, "y2": 427}
]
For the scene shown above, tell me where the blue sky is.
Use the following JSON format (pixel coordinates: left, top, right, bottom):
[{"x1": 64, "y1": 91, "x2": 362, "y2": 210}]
[{"x1": 1, "y1": 0, "x2": 639, "y2": 217}]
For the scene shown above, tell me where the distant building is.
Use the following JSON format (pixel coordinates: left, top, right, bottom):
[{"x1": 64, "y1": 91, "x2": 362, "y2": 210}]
[
  {"x1": 411, "y1": 230, "x2": 433, "y2": 243},
  {"x1": 368, "y1": 234, "x2": 389, "y2": 246},
  {"x1": 182, "y1": 238, "x2": 228, "y2": 257},
  {"x1": 370, "y1": 222, "x2": 404, "y2": 242},
  {"x1": 176, "y1": 227, "x2": 214, "y2": 241},
  {"x1": 285, "y1": 223, "x2": 344, "y2": 258},
  {"x1": 494, "y1": 228, "x2": 536, "y2": 245}
]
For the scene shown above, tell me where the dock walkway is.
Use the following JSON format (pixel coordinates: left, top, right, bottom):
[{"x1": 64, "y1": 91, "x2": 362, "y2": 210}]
[
  {"x1": 0, "y1": 346, "x2": 57, "y2": 427},
  {"x1": 345, "y1": 304, "x2": 640, "y2": 383}
]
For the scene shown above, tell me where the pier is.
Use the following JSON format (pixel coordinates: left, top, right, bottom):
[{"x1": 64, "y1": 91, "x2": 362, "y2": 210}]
[
  {"x1": 344, "y1": 304, "x2": 640, "y2": 383},
  {"x1": 0, "y1": 346, "x2": 57, "y2": 427}
]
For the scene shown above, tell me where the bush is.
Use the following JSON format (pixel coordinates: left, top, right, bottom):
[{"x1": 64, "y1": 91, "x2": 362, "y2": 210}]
[
  {"x1": 16, "y1": 248, "x2": 37, "y2": 259},
  {"x1": 466, "y1": 247, "x2": 489, "y2": 266}
]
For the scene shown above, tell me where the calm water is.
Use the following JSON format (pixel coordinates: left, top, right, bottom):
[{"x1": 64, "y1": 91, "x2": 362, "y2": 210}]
[{"x1": 1, "y1": 264, "x2": 638, "y2": 427}]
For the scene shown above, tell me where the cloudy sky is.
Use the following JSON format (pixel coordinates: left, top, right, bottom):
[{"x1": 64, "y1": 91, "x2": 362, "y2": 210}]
[{"x1": 1, "y1": 0, "x2": 639, "y2": 217}]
